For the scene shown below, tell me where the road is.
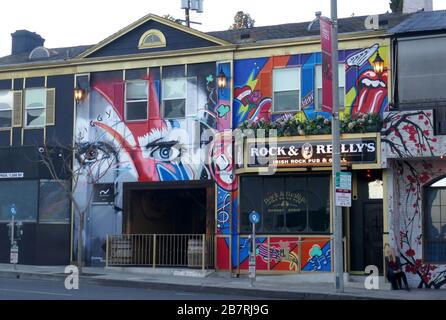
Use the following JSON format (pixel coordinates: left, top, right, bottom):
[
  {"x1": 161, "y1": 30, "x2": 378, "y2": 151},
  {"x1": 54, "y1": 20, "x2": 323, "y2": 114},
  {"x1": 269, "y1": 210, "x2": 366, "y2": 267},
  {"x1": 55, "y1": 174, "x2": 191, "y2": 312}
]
[{"x1": 0, "y1": 277, "x2": 265, "y2": 300}]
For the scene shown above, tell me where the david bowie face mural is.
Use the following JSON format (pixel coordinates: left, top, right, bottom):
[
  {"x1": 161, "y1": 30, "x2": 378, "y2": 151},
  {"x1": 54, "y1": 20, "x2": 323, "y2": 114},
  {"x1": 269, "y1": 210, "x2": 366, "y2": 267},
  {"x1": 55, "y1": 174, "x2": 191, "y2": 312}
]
[{"x1": 75, "y1": 72, "x2": 236, "y2": 191}]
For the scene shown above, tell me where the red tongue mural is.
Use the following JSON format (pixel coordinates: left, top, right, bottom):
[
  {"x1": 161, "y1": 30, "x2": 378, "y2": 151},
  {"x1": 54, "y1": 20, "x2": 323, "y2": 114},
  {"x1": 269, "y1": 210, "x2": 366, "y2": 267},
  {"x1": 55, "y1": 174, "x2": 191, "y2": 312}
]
[{"x1": 354, "y1": 70, "x2": 388, "y2": 114}]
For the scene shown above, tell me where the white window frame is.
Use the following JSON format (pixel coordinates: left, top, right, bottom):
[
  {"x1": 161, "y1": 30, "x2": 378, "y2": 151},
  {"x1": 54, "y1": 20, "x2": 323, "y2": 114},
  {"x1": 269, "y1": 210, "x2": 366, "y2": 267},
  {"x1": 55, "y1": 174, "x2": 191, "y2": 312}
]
[
  {"x1": 272, "y1": 67, "x2": 301, "y2": 113},
  {"x1": 162, "y1": 77, "x2": 187, "y2": 119},
  {"x1": 315, "y1": 63, "x2": 346, "y2": 111},
  {"x1": 0, "y1": 90, "x2": 13, "y2": 128},
  {"x1": 125, "y1": 80, "x2": 149, "y2": 122},
  {"x1": 24, "y1": 88, "x2": 46, "y2": 128}
]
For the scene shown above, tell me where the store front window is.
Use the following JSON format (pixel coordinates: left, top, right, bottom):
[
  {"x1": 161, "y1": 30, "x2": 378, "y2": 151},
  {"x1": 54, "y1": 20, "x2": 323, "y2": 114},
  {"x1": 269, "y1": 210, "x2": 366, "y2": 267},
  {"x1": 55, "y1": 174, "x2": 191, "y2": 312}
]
[
  {"x1": 424, "y1": 177, "x2": 446, "y2": 263},
  {"x1": 39, "y1": 180, "x2": 71, "y2": 224},
  {"x1": 0, "y1": 180, "x2": 38, "y2": 222},
  {"x1": 240, "y1": 175, "x2": 330, "y2": 234}
]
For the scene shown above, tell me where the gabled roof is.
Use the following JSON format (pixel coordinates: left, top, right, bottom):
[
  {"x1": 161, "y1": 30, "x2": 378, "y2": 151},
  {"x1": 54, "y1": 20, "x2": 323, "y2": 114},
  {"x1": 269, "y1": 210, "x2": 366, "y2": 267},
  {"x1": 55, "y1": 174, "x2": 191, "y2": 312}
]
[
  {"x1": 0, "y1": 45, "x2": 92, "y2": 66},
  {"x1": 77, "y1": 13, "x2": 231, "y2": 59},
  {"x1": 390, "y1": 10, "x2": 446, "y2": 34},
  {"x1": 209, "y1": 13, "x2": 412, "y2": 44},
  {"x1": 0, "y1": 12, "x2": 415, "y2": 68}
]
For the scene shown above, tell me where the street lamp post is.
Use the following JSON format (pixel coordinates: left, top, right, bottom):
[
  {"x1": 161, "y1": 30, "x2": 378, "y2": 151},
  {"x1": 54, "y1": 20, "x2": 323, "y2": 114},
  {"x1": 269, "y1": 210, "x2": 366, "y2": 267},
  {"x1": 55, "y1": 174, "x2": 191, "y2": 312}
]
[{"x1": 330, "y1": 0, "x2": 344, "y2": 293}]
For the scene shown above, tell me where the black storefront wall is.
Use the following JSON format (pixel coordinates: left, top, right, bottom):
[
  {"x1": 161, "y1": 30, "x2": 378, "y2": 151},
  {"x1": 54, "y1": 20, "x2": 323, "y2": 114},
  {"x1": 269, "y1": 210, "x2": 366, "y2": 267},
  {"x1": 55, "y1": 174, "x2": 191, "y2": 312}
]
[{"x1": 0, "y1": 146, "x2": 71, "y2": 265}]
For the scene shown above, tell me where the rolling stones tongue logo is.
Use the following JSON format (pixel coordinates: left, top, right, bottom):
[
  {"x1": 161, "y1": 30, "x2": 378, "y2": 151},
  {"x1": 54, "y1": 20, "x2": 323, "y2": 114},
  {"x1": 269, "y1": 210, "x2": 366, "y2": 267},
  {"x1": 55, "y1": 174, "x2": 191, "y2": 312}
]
[{"x1": 354, "y1": 69, "x2": 388, "y2": 114}]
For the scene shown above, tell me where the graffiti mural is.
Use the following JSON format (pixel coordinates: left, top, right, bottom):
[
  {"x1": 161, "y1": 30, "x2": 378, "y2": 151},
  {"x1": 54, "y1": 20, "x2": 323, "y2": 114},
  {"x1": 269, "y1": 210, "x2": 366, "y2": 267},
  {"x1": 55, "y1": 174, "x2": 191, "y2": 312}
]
[
  {"x1": 233, "y1": 45, "x2": 389, "y2": 127},
  {"x1": 237, "y1": 236, "x2": 331, "y2": 272},
  {"x1": 382, "y1": 110, "x2": 446, "y2": 288},
  {"x1": 75, "y1": 63, "x2": 237, "y2": 265}
]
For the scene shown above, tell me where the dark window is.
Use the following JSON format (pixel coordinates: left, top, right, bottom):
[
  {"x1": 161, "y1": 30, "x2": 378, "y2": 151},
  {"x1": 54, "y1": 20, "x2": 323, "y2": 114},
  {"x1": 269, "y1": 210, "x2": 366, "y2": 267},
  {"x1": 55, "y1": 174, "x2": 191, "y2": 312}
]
[
  {"x1": 125, "y1": 80, "x2": 148, "y2": 121},
  {"x1": 0, "y1": 180, "x2": 38, "y2": 222},
  {"x1": 424, "y1": 177, "x2": 446, "y2": 263},
  {"x1": 240, "y1": 175, "x2": 330, "y2": 234},
  {"x1": 39, "y1": 180, "x2": 70, "y2": 224},
  {"x1": 162, "y1": 78, "x2": 186, "y2": 119}
]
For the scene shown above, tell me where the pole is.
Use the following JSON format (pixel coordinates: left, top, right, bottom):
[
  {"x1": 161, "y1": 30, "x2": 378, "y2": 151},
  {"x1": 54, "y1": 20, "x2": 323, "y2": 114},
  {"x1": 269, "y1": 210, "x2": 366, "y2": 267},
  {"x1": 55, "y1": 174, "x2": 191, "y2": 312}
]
[
  {"x1": 185, "y1": 0, "x2": 191, "y2": 27},
  {"x1": 250, "y1": 222, "x2": 256, "y2": 287},
  {"x1": 10, "y1": 214, "x2": 15, "y2": 247},
  {"x1": 331, "y1": 0, "x2": 344, "y2": 293}
]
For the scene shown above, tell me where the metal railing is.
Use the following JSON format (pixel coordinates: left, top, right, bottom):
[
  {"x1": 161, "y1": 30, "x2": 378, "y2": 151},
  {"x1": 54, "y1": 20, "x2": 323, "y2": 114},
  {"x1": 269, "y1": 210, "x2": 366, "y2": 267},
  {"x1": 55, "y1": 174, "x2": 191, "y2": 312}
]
[{"x1": 106, "y1": 234, "x2": 214, "y2": 270}]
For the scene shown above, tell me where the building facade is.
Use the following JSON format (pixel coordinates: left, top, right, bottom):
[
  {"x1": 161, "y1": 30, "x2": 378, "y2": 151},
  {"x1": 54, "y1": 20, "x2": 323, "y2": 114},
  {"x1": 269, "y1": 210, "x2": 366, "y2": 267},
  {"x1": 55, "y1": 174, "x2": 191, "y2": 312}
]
[
  {"x1": 0, "y1": 31, "x2": 79, "y2": 265},
  {"x1": 380, "y1": 10, "x2": 446, "y2": 288},
  {"x1": 4, "y1": 10, "x2": 444, "y2": 287}
]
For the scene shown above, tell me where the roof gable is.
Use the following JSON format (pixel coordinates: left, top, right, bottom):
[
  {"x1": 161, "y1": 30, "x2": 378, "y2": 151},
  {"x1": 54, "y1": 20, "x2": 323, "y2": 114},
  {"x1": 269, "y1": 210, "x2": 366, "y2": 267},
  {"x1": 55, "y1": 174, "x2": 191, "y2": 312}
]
[{"x1": 79, "y1": 14, "x2": 229, "y2": 59}]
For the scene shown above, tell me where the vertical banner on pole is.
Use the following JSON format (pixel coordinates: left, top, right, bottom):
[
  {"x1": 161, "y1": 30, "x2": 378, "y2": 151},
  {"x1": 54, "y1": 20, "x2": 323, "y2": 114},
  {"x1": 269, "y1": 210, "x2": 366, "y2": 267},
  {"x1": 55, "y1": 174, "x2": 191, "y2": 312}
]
[{"x1": 320, "y1": 17, "x2": 333, "y2": 113}]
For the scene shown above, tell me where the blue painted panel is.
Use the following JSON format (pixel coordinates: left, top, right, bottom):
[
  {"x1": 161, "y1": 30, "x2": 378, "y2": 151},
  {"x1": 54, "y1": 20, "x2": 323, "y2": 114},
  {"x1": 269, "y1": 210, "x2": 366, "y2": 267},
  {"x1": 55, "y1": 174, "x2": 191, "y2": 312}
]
[
  {"x1": 25, "y1": 77, "x2": 45, "y2": 88},
  {"x1": 46, "y1": 75, "x2": 75, "y2": 146},
  {"x1": 0, "y1": 79, "x2": 12, "y2": 90}
]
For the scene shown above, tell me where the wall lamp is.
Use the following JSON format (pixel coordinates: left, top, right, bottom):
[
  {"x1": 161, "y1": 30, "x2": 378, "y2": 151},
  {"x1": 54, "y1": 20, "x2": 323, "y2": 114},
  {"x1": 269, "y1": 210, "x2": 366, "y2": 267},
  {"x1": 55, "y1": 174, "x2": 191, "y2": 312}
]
[
  {"x1": 217, "y1": 68, "x2": 227, "y2": 90},
  {"x1": 74, "y1": 87, "x2": 86, "y2": 104},
  {"x1": 372, "y1": 52, "x2": 385, "y2": 76}
]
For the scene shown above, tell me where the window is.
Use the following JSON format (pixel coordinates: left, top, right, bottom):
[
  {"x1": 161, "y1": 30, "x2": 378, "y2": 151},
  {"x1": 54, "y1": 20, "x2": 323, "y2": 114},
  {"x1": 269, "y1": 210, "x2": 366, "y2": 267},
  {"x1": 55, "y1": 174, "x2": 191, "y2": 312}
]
[
  {"x1": 0, "y1": 90, "x2": 13, "y2": 128},
  {"x1": 24, "y1": 88, "x2": 46, "y2": 127},
  {"x1": 138, "y1": 29, "x2": 167, "y2": 49},
  {"x1": 315, "y1": 64, "x2": 346, "y2": 110},
  {"x1": 162, "y1": 78, "x2": 186, "y2": 119},
  {"x1": 125, "y1": 80, "x2": 148, "y2": 121},
  {"x1": 240, "y1": 175, "x2": 330, "y2": 233},
  {"x1": 273, "y1": 68, "x2": 300, "y2": 112},
  {"x1": 0, "y1": 180, "x2": 38, "y2": 222},
  {"x1": 39, "y1": 180, "x2": 70, "y2": 224},
  {"x1": 424, "y1": 177, "x2": 446, "y2": 263}
]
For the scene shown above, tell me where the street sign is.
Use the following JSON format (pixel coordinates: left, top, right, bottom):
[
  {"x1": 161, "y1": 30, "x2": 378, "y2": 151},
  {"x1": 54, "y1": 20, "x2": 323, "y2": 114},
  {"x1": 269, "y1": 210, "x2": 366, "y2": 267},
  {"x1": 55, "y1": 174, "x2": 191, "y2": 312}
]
[
  {"x1": 10, "y1": 204, "x2": 16, "y2": 217},
  {"x1": 335, "y1": 172, "x2": 352, "y2": 207},
  {"x1": 10, "y1": 245, "x2": 18, "y2": 264},
  {"x1": 249, "y1": 211, "x2": 260, "y2": 225}
]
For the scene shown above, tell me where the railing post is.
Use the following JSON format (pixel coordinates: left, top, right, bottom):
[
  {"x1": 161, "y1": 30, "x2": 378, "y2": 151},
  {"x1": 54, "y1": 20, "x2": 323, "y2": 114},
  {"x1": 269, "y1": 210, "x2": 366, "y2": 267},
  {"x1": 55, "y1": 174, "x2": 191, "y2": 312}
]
[
  {"x1": 105, "y1": 235, "x2": 109, "y2": 268},
  {"x1": 343, "y1": 237, "x2": 347, "y2": 273},
  {"x1": 153, "y1": 234, "x2": 157, "y2": 269},
  {"x1": 298, "y1": 238, "x2": 302, "y2": 273},
  {"x1": 202, "y1": 234, "x2": 206, "y2": 271}
]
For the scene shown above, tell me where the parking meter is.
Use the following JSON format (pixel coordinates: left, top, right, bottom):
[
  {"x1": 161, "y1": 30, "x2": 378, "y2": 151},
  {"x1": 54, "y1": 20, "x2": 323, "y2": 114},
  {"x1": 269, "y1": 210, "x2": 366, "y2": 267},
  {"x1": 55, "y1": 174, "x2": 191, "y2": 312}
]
[{"x1": 15, "y1": 221, "x2": 23, "y2": 241}]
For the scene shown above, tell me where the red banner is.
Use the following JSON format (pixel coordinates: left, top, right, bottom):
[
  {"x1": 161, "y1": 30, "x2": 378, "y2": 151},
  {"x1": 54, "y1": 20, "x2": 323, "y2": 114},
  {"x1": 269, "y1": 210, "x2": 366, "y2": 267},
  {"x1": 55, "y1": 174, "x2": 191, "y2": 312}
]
[{"x1": 320, "y1": 17, "x2": 333, "y2": 113}]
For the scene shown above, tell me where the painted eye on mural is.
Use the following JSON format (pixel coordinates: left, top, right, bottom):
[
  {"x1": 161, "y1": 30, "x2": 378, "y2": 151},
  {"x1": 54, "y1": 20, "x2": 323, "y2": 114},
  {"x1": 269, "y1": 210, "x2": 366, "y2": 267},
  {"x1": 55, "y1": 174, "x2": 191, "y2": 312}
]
[
  {"x1": 76, "y1": 142, "x2": 117, "y2": 166},
  {"x1": 146, "y1": 141, "x2": 182, "y2": 162}
]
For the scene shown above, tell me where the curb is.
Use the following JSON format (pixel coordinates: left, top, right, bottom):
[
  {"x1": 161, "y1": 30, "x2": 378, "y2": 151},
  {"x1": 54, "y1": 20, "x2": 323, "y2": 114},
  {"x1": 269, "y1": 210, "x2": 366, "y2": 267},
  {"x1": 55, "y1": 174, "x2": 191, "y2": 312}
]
[{"x1": 0, "y1": 270, "x2": 384, "y2": 300}]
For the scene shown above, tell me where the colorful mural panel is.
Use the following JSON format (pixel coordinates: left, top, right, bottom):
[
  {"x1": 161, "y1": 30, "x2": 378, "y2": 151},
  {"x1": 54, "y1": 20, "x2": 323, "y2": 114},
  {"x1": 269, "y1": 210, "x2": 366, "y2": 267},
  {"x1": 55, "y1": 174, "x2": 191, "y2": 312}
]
[
  {"x1": 233, "y1": 45, "x2": 389, "y2": 127},
  {"x1": 236, "y1": 236, "x2": 331, "y2": 272}
]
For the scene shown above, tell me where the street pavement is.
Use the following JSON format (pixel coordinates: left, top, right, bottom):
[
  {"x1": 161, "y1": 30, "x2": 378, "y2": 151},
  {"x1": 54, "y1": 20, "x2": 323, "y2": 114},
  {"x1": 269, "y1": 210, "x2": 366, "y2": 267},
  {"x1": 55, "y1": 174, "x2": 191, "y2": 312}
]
[
  {"x1": 0, "y1": 264, "x2": 445, "y2": 300},
  {"x1": 0, "y1": 277, "x2": 264, "y2": 300}
]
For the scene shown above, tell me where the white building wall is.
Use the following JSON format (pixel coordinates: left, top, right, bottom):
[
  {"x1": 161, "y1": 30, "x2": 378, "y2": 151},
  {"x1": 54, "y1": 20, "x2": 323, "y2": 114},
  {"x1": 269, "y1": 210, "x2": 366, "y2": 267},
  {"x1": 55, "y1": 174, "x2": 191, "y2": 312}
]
[{"x1": 403, "y1": 0, "x2": 433, "y2": 13}]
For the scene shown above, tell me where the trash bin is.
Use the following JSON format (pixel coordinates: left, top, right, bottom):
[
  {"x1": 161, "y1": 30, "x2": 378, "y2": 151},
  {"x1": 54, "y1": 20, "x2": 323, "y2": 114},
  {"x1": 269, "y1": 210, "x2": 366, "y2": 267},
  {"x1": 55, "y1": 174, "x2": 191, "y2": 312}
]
[
  {"x1": 187, "y1": 238, "x2": 205, "y2": 268},
  {"x1": 110, "y1": 239, "x2": 132, "y2": 265}
]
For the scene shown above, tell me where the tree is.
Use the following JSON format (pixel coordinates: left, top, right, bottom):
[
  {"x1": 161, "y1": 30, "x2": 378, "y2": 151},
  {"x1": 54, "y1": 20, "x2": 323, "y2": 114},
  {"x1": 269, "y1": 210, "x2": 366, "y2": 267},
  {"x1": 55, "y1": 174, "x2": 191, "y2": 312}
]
[
  {"x1": 229, "y1": 11, "x2": 255, "y2": 30},
  {"x1": 163, "y1": 14, "x2": 183, "y2": 24},
  {"x1": 38, "y1": 133, "x2": 119, "y2": 274},
  {"x1": 390, "y1": 0, "x2": 404, "y2": 13}
]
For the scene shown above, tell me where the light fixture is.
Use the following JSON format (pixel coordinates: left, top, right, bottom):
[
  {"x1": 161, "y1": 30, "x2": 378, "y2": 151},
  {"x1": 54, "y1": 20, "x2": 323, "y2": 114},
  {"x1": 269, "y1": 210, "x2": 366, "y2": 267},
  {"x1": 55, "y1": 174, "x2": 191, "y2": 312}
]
[
  {"x1": 372, "y1": 52, "x2": 384, "y2": 76},
  {"x1": 74, "y1": 87, "x2": 86, "y2": 104},
  {"x1": 217, "y1": 68, "x2": 227, "y2": 90}
]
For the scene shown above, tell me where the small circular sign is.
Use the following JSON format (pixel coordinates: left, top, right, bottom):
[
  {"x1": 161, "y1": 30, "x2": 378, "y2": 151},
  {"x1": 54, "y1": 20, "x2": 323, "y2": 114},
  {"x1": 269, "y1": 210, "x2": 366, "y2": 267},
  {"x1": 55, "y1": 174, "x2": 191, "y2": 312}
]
[
  {"x1": 249, "y1": 211, "x2": 260, "y2": 225},
  {"x1": 10, "y1": 204, "x2": 16, "y2": 216}
]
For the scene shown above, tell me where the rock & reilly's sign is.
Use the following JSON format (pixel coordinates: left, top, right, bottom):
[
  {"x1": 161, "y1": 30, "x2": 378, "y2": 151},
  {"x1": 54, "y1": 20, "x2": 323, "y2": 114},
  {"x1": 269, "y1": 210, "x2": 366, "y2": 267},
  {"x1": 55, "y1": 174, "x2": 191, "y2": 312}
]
[{"x1": 246, "y1": 138, "x2": 377, "y2": 168}]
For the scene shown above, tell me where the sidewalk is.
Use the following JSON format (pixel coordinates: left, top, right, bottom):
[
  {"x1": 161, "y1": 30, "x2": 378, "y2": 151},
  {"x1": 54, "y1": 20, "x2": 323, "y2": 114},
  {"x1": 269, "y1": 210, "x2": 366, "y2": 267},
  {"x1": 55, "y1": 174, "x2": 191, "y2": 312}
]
[{"x1": 0, "y1": 264, "x2": 444, "y2": 300}]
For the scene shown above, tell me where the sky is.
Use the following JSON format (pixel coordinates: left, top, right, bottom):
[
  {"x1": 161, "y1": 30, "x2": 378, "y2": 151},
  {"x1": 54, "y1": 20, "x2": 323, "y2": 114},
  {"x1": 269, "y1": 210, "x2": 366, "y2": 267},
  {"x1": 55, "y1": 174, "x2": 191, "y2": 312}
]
[{"x1": 1, "y1": 0, "x2": 446, "y2": 57}]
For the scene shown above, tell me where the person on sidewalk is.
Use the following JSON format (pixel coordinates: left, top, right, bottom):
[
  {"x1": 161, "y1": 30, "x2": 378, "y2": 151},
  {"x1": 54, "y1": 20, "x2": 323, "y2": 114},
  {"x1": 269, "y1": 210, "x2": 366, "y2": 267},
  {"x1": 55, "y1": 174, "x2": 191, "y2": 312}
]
[{"x1": 385, "y1": 247, "x2": 410, "y2": 291}]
